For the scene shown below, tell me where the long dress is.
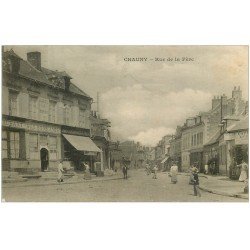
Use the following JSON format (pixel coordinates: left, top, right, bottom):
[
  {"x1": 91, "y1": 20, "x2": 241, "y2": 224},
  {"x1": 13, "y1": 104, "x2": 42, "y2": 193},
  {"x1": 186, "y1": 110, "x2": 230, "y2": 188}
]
[
  {"x1": 239, "y1": 162, "x2": 248, "y2": 182},
  {"x1": 170, "y1": 165, "x2": 178, "y2": 183}
]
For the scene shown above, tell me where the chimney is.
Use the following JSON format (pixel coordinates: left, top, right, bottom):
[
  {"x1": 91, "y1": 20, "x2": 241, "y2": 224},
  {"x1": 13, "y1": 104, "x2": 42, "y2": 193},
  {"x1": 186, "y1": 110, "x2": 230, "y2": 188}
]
[{"x1": 27, "y1": 51, "x2": 41, "y2": 71}]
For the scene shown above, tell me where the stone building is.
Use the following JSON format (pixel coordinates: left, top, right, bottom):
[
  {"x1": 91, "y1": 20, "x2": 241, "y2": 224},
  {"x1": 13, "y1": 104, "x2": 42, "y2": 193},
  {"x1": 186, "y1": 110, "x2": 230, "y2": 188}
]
[
  {"x1": 2, "y1": 49, "x2": 102, "y2": 172},
  {"x1": 180, "y1": 87, "x2": 247, "y2": 172},
  {"x1": 90, "y1": 112, "x2": 111, "y2": 172},
  {"x1": 169, "y1": 126, "x2": 182, "y2": 170}
]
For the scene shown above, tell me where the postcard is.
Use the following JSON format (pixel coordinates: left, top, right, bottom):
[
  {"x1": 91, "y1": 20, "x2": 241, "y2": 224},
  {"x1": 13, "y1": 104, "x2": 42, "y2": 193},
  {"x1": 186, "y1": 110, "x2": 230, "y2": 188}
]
[{"x1": 1, "y1": 45, "x2": 248, "y2": 202}]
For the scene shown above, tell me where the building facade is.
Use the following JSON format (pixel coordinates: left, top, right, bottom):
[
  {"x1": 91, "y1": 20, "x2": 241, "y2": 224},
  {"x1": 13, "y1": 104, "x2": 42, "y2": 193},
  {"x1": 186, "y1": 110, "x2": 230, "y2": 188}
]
[{"x1": 2, "y1": 49, "x2": 102, "y2": 172}]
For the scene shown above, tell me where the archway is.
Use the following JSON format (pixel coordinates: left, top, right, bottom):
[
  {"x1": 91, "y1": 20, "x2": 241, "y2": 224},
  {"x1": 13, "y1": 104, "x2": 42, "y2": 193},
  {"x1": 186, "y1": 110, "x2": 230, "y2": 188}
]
[{"x1": 40, "y1": 148, "x2": 49, "y2": 172}]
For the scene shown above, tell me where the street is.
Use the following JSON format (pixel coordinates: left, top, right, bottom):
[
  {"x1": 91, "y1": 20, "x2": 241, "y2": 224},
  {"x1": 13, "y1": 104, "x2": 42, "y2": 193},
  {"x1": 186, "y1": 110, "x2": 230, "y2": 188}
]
[{"x1": 2, "y1": 169, "x2": 247, "y2": 202}]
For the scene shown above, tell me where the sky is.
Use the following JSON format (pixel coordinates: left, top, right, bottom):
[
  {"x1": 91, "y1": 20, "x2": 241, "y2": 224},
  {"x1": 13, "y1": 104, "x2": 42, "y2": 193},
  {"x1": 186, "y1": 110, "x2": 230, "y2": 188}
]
[{"x1": 4, "y1": 45, "x2": 248, "y2": 146}]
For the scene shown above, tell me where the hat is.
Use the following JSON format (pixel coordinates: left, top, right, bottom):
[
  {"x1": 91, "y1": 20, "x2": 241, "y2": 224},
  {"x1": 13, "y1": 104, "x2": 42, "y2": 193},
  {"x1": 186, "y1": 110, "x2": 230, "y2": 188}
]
[{"x1": 192, "y1": 167, "x2": 198, "y2": 173}]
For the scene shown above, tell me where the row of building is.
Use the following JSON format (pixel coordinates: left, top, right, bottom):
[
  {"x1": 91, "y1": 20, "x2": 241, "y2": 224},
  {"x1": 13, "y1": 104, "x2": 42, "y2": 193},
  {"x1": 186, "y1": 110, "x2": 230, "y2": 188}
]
[
  {"x1": 154, "y1": 87, "x2": 248, "y2": 175},
  {"x1": 2, "y1": 49, "x2": 112, "y2": 174},
  {"x1": 109, "y1": 140, "x2": 154, "y2": 170}
]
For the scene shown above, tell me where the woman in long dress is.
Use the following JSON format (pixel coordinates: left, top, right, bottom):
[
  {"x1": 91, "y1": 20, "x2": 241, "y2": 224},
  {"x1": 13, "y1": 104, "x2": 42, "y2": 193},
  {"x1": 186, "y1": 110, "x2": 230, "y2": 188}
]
[
  {"x1": 238, "y1": 161, "x2": 248, "y2": 182},
  {"x1": 170, "y1": 163, "x2": 178, "y2": 184}
]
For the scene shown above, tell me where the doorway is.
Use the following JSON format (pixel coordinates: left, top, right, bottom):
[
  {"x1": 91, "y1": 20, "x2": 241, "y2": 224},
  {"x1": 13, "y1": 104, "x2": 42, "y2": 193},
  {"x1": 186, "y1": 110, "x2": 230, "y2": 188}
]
[{"x1": 40, "y1": 148, "x2": 49, "y2": 172}]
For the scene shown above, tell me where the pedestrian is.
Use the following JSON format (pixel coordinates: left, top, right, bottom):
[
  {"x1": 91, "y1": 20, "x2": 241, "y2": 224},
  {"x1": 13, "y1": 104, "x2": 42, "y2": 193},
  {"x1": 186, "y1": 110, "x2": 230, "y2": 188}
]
[
  {"x1": 145, "y1": 163, "x2": 151, "y2": 175},
  {"x1": 57, "y1": 160, "x2": 64, "y2": 182},
  {"x1": 122, "y1": 157, "x2": 128, "y2": 179},
  {"x1": 204, "y1": 164, "x2": 208, "y2": 174},
  {"x1": 152, "y1": 165, "x2": 158, "y2": 179},
  {"x1": 84, "y1": 162, "x2": 91, "y2": 180},
  {"x1": 192, "y1": 167, "x2": 201, "y2": 197},
  {"x1": 237, "y1": 160, "x2": 248, "y2": 182},
  {"x1": 170, "y1": 162, "x2": 178, "y2": 184},
  {"x1": 189, "y1": 166, "x2": 195, "y2": 185}
]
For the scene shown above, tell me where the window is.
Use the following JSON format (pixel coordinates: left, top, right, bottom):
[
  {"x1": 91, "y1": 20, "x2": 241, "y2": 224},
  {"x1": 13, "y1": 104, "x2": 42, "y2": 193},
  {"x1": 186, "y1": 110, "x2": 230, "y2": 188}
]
[
  {"x1": 29, "y1": 134, "x2": 38, "y2": 159},
  {"x1": 49, "y1": 101, "x2": 56, "y2": 123},
  {"x1": 49, "y1": 136, "x2": 57, "y2": 160},
  {"x1": 39, "y1": 98, "x2": 48, "y2": 121},
  {"x1": 79, "y1": 109, "x2": 85, "y2": 127},
  {"x1": 9, "y1": 131, "x2": 20, "y2": 159},
  {"x1": 9, "y1": 91, "x2": 18, "y2": 116},
  {"x1": 194, "y1": 134, "x2": 197, "y2": 146},
  {"x1": 64, "y1": 105, "x2": 71, "y2": 125},
  {"x1": 29, "y1": 96, "x2": 38, "y2": 119},
  {"x1": 2, "y1": 130, "x2": 8, "y2": 158}
]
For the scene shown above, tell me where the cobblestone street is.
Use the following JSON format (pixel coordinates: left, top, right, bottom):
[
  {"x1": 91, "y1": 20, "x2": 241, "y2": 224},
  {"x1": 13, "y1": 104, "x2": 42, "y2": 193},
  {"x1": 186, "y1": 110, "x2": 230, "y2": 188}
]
[{"x1": 2, "y1": 169, "x2": 247, "y2": 202}]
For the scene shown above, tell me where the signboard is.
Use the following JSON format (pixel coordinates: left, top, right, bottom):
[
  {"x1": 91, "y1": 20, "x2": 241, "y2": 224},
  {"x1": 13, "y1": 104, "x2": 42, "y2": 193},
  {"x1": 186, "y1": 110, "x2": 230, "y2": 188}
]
[
  {"x1": 2, "y1": 119, "x2": 61, "y2": 134},
  {"x1": 234, "y1": 130, "x2": 248, "y2": 145},
  {"x1": 84, "y1": 151, "x2": 98, "y2": 156}
]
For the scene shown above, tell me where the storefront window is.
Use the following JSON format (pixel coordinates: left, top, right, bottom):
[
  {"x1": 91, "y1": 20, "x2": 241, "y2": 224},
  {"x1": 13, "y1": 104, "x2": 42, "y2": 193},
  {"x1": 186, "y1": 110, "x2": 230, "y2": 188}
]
[
  {"x1": 49, "y1": 101, "x2": 56, "y2": 123},
  {"x1": 49, "y1": 136, "x2": 57, "y2": 160},
  {"x1": 9, "y1": 91, "x2": 18, "y2": 116},
  {"x1": 9, "y1": 131, "x2": 20, "y2": 159},
  {"x1": 29, "y1": 96, "x2": 38, "y2": 119},
  {"x1": 29, "y1": 133, "x2": 38, "y2": 159},
  {"x1": 2, "y1": 130, "x2": 8, "y2": 158}
]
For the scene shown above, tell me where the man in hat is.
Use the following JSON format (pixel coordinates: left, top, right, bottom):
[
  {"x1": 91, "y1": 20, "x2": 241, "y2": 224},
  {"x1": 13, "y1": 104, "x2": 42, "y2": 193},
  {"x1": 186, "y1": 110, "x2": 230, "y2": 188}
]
[
  {"x1": 192, "y1": 167, "x2": 201, "y2": 197},
  {"x1": 122, "y1": 157, "x2": 128, "y2": 179},
  {"x1": 57, "y1": 160, "x2": 64, "y2": 182}
]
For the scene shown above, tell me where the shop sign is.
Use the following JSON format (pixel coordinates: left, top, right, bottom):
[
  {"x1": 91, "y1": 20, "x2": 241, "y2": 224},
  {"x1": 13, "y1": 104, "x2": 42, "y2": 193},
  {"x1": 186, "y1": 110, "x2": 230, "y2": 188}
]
[
  {"x1": 234, "y1": 130, "x2": 248, "y2": 145},
  {"x1": 84, "y1": 151, "x2": 98, "y2": 156},
  {"x1": 2, "y1": 119, "x2": 60, "y2": 134},
  {"x1": 62, "y1": 128, "x2": 89, "y2": 137}
]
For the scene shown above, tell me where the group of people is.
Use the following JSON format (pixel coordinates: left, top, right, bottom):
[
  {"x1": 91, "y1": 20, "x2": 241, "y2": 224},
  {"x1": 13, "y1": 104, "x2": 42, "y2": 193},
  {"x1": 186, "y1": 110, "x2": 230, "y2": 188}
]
[{"x1": 145, "y1": 161, "x2": 201, "y2": 197}]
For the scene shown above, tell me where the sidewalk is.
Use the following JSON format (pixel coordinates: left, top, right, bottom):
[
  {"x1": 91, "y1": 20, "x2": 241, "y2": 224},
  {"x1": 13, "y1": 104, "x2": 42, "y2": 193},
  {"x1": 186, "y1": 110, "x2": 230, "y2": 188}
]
[
  {"x1": 2, "y1": 171, "x2": 123, "y2": 188},
  {"x1": 198, "y1": 174, "x2": 249, "y2": 200}
]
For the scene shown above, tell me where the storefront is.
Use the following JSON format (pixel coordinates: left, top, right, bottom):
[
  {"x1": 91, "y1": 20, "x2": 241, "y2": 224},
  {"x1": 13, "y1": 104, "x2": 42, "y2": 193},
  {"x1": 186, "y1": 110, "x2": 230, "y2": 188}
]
[
  {"x1": 2, "y1": 117, "x2": 61, "y2": 172},
  {"x1": 62, "y1": 133, "x2": 102, "y2": 172},
  {"x1": 190, "y1": 148, "x2": 203, "y2": 172}
]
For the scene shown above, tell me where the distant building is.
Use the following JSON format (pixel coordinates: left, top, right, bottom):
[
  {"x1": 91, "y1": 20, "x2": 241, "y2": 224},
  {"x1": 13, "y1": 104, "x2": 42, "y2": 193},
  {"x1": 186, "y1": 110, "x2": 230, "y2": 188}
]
[{"x1": 169, "y1": 126, "x2": 182, "y2": 170}]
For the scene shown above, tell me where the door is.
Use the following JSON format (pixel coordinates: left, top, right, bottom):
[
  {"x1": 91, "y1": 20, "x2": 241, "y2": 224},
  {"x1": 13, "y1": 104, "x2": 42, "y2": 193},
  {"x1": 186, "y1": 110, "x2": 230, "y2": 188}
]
[{"x1": 40, "y1": 148, "x2": 49, "y2": 171}]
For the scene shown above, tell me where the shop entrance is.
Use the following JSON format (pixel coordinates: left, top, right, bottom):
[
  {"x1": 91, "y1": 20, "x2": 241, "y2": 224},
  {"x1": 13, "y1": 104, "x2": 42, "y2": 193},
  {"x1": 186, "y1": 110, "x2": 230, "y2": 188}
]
[{"x1": 40, "y1": 148, "x2": 49, "y2": 172}]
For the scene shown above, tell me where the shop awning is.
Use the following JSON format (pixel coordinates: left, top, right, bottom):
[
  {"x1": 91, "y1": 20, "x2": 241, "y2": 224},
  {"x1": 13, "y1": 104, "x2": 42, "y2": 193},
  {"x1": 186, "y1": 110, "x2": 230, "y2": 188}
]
[
  {"x1": 161, "y1": 156, "x2": 169, "y2": 164},
  {"x1": 63, "y1": 134, "x2": 102, "y2": 152}
]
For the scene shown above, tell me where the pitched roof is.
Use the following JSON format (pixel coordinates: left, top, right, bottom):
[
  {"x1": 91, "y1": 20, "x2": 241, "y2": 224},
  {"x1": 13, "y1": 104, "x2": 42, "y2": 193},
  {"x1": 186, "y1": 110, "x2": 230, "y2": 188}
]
[
  {"x1": 69, "y1": 82, "x2": 91, "y2": 98},
  {"x1": 4, "y1": 49, "x2": 23, "y2": 60},
  {"x1": 227, "y1": 116, "x2": 248, "y2": 132},
  {"x1": 4, "y1": 50, "x2": 91, "y2": 99},
  {"x1": 204, "y1": 130, "x2": 221, "y2": 146},
  {"x1": 19, "y1": 60, "x2": 52, "y2": 85}
]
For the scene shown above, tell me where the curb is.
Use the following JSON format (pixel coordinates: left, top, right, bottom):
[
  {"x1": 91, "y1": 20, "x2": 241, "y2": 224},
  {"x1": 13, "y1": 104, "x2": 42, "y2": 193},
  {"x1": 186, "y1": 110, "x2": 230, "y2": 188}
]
[
  {"x1": 2, "y1": 176, "x2": 123, "y2": 188},
  {"x1": 199, "y1": 185, "x2": 249, "y2": 200}
]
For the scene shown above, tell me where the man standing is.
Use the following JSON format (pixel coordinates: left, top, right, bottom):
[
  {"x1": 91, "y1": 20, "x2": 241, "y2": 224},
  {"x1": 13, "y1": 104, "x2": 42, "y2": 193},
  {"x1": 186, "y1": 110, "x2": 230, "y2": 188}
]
[
  {"x1": 152, "y1": 165, "x2": 158, "y2": 179},
  {"x1": 122, "y1": 157, "x2": 128, "y2": 179},
  {"x1": 192, "y1": 167, "x2": 201, "y2": 197},
  {"x1": 57, "y1": 160, "x2": 64, "y2": 183}
]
